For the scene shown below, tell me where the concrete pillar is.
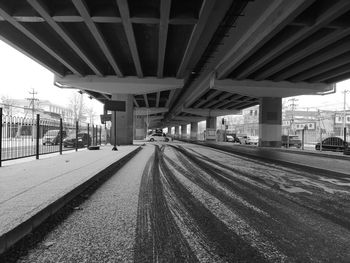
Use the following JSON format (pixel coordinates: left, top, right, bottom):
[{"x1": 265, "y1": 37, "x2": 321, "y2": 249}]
[
  {"x1": 190, "y1": 122, "x2": 198, "y2": 140},
  {"x1": 205, "y1": 116, "x2": 217, "y2": 141},
  {"x1": 167, "y1": 126, "x2": 172, "y2": 135},
  {"x1": 259, "y1": 97, "x2": 282, "y2": 147},
  {"x1": 110, "y1": 94, "x2": 133, "y2": 145},
  {"x1": 206, "y1": 116, "x2": 217, "y2": 129},
  {"x1": 181, "y1": 125, "x2": 187, "y2": 139},
  {"x1": 134, "y1": 115, "x2": 146, "y2": 140},
  {"x1": 175, "y1": 126, "x2": 180, "y2": 139}
]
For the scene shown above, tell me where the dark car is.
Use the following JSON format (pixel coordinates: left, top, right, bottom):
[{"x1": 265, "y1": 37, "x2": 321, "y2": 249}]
[
  {"x1": 281, "y1": 135, "x2": 301, "y2": 148},
  {"x1": 344, "y1": 145, "x2": 350, "y2": 155},
  {"x1": 315, "y1": 137, "x2": 348, "y2": 152},
  {"x1": 43, "y1": 130, "x2": 67, "y2": 145},
  {"x1": 63, "y1": 132, "x2": 91, "y2": 148}
]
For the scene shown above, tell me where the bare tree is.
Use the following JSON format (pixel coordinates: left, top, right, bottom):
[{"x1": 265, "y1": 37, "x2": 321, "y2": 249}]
[
  {"x1": 86, "y1": 106, "x2": 96, "y2": 125},
  {"x1": 68, "y1": 92, "x2": 86, "y2": 123},
  {"x1": 0, "y1": 95, "x2": 16, "y2": 116}
]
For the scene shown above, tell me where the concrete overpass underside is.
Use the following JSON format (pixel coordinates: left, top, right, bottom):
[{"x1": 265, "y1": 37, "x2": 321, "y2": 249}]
[{"x1": 1, "y1": 0, "x2": 350, "y2": 144}]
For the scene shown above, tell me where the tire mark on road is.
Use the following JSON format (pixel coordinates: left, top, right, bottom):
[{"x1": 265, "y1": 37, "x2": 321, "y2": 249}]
[
  {"x1": 183, "y1": 145, "x2": 350, "y2": 230},
  {"x1": 158, "y1": 146, "x2": 268, "y2": 262},
  {"x1": 167, "y1": 144, "x2": 350, "y2": 262},
  {"x1": 134, "y1": 145, "x2": 198, "y2": 263}
]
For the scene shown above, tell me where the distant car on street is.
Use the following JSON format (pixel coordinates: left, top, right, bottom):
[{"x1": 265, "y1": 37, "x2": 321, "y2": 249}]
[
  {"x1": 344, "y1": 144, "x2": 350, "y2": 155},
  {"x1": 237, "y1": 134, "x2": 248, "y2": 144},
  {"x1": 281, "y1": 135, "x2": 301, "y2": 148},
  {"x1": 315, "y1": 137, "x2": 348, "y2": 152},
  {"x1": 247, "y1": 136, "x2": 259, "y2": 145},
  {"x1": 146, "y1": 133, "x2": 169, "y2": 142},
  {"x1": 226, "y1": 135, "x2": 234, "y2": 142},
  {"x1": 63, "y1": 132, "x2": 91, "y2": 148},
  {"x1": 43, "y1": 130, "x2": 67, "y2": 145}
]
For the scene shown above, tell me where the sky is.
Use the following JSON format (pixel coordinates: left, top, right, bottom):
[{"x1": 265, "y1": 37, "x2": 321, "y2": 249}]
[
  {"x1": 0, "y1": 39, "x2": 349, "y2": 116},
  {"x1": 286, "y1": 81, "x2": 350, "y2": 111},
  {"x1": 0, "y1": 40, "x2": 103, "y2": 115}
]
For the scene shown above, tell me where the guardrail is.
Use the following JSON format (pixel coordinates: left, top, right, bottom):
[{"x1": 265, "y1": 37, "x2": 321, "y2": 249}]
[{"x1": 0, "y1": 108, "x2": 105, "y2": 167}]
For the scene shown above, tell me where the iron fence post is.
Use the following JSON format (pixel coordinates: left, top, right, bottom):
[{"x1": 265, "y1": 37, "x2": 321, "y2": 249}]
[
  {"x1": 0, "y1": 108, "x2": 2, "y2": 167},
  {"x1": 99, "y1": 126, "x2": 102, "y2": 145},
  {"x1": 36, "y1": 114, "x2": 40, "y2": 159},
  {"x1": 92, "y1": 124, "x2": 95, "y2": 145},
  {"x1": 59, "y1": 118, "x2": 63, "y2": 154},
  {"x1": 95, "y1": 125, "x2": 98, "y2": 145},
  {"x1": 344, "y1": 127, "x2": 347, "y2": 144},
  {"x1": 76, "y1": 121, "x2": 78, "y2": 152},
  {"x1": 87, "y1": 123, "x2": 90, "y2": 148}
]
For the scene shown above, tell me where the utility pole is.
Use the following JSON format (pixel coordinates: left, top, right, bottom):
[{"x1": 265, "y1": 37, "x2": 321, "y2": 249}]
[
  {"x1": 26, "y1": 89, "x2": 39, "y2": 119},
  {"x1": 26, "y1": 89, "x2": 39, "y2": 140},
  {"x1": 343, "y1": 89, "x2": 349, "y2": 137},
  {"x1": 288, "y1": 98, "x2": 298, "y2": 134}
]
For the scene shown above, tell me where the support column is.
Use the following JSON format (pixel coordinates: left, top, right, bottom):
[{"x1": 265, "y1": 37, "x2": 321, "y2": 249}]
[
  {"x1": 167, "y1": 126, "x2": 172, "y2": 136},
  {"x1": 205, "y1": 116, "x2": 217, "y2": 141},
  {"x1": 110, "y1": 94, "x2": 133, "y2": 145},
  {"x1": 259, "y1": 97, "x2": 282, "y2": 147},
  {"x1": 175, "y1": 126, "x2": 180, "y2": 139},
  {"x1": 190, "y1": 122, "x2": 198, "y2": 140},
  {"x1": 181, "y1": 125, "x2": 187, "y2": 139},
  {"x1": 134, "y1": 115, "x2": 146, "y2": 140},
  {"x1": 206, "y1": 117, "x2": 217, "y2": 129}
]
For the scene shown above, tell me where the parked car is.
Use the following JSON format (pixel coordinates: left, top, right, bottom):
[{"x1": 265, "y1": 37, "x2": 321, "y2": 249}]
[
  {"x1": 237, "y1": 134, "x2": 248, "y2": 144},
  {"x1": 247, "y1": 135, "x2": 259, "y2": 145},
  {"x1": 226, "y1": 135, "x2": 234, "y2": 142},
  {"x1": 146, "y1": 133, "x2": 169, "y2": 142},
  {"x1": 315, "y1": 137, "x2": 348, "y2": 152},
  {"x1": 281, "y1": 135, "x2": 301, "y2": 148},
  {"x1": 344, "y1": 144, "x2": 350, "y2": 155},
  {"x1": 43, "y1": 130, "x2": 67, "y2": 145},
  {"x1": 63, "y1": 132, "x2": 91, "y2": 148}
]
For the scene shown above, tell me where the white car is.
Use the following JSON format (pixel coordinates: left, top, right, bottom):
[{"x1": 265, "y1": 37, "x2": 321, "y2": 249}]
[
  {"x1": 146, "y1": 133, "x2": 169, "y2": 142},
  {"x1": 247, "y1": 136, "x2": 259, "y2": 145}
]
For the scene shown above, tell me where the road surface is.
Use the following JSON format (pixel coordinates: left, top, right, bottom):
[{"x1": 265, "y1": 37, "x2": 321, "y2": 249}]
[{"x1": 2, "y1": 142, "x2": 350, "y2": 262}]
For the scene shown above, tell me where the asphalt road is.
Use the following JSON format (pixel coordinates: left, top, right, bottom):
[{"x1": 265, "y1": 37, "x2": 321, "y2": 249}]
[{"x1": 3, "y1": 142, "x2": 350, "y2": 262}]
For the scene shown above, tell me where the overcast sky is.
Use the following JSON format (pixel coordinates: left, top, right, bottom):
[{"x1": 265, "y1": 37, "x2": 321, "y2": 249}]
[
  {"x1": 0, "y1": 40, "x2": 103, "y2": 113},
  {"x1": 0, "y1": 39, "x2": 349, "y2": 114}
]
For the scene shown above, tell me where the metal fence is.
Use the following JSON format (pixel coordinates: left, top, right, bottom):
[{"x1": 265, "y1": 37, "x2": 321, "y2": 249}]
[{"x1": 0, "y1": 108, "x2": 106, "y2": 167}]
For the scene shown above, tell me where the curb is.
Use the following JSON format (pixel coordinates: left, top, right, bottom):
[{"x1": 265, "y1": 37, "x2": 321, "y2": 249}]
[{"x1": 0, "y1": 146, "x2": 142, "y2": 255}]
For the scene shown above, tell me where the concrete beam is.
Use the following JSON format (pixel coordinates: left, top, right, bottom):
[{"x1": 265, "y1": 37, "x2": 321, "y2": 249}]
[
  {"x1": 173, "y1": 116, "x2": 205, "y2": 122},
  {"x1": 176, "y1": 0, "x2": 216, "y2": 78},
  {"x1": 134, "y1": 107, "x2": 169, "y2": 115},
  {"x1": 28, "y1": 0, "x2": 103, "y2": 76},
  {"x1": 215, "y1": 0, "x2": 313, "y2": 79},
  {"x1": 147, "y1": 116, "x2": 164, "y2": 122},
  {"x1": 182, "y1": 108, "x2": 241, "y2": 117},
  {"x1": 157, "y1": 0, "x2": 171, "y2": 78},
  {"x1": 73, "y1": 0, "x2": 123, "y2": 77},
  {"x1": 117, "y1": 0, "x2": 143, "y2": 77},
  {"x1": 54, "y1": 75, "x2": 183, "y2": 95},
  {"x1": 213, "y1": 79, "x2": 335, "y2": 98}
]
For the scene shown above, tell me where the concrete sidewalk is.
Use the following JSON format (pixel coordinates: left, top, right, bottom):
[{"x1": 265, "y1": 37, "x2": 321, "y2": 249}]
[{"x1": 0, "y1": 145, "x2": 142, "y2": 254}]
